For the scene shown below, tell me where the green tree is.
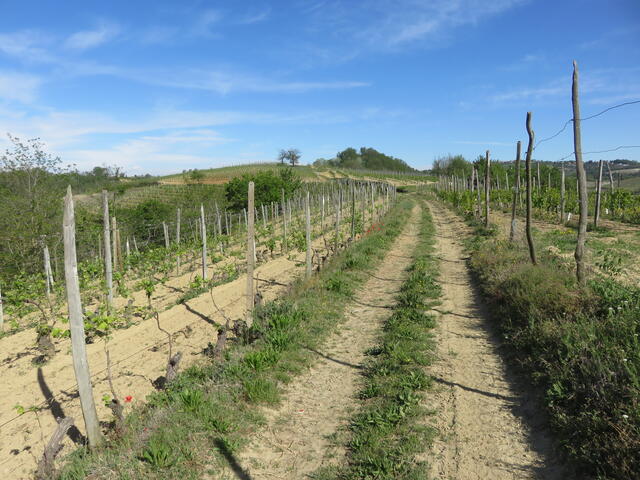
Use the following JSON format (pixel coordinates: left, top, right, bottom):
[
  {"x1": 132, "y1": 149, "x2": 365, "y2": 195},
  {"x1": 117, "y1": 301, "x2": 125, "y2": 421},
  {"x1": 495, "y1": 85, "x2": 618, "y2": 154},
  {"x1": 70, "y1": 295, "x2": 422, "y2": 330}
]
[
  {"x1": 278, "y1": 148, "x2": 301, "y2": 166},
  {"x1": 225, "y1": 168, "x2": 301, "y2": 210},
  {"x1": 0, "y1": 136, "x2": 67, "y2": 276}
]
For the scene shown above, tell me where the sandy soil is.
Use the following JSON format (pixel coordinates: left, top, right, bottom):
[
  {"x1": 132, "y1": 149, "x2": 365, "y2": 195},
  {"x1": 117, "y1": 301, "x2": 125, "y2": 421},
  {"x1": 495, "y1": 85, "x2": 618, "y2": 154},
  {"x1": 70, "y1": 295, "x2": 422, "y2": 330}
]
[
  {"x1": 212, "y1": 205, "x2": 422, "y2": 479},
  {"x1": 0, "y1": 225, "x2": 349, "y2": 479},
  {"x1": 423, "y1": 201, "x2": 569, "y2": 480}
]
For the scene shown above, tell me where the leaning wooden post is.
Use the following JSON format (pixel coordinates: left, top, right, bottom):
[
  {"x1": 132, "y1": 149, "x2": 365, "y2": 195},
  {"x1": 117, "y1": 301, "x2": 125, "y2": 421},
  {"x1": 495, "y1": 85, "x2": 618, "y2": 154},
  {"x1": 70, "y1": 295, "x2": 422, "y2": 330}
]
[
  {"x1": 305, "y1": 192, "x2": 312, "y2": 279},
  {"x1": 101, "y1": 191, "x2": 113, "y2": 310},
  {"x1": 163, "y1": 222, "x2": 170, "y2": 249},
  {"x1": 594, "y1": 159, "x2": 604, "y2": 228},
  {"x1": 281, "y1": 189, "x2": 288, "y2": 253},
  {"x1": 560, "y1": 163, "x2": 566, "y2": 224},
  {"x1": 246, "y1": 182, "x2": 255, "y2": 326},
  {"x1": 509, "y1": 141, "x2": 521, "y2": 242},
  {"x1": 573, "y1": 61, "x2": 588, "y2": 285},
  {"x1": 63, "y1": 187, "x2": 103, "y2": 447},
  {"x1": 200, "y1": 204, "x2": 207, "y2": 281},
  {"x1": 350, "y1": 183, "x2": 356, "y2": 241},
  {"x1": 524, "y1": 113, "x2": 537, "y2": 264},
  {"x1": 176, "y1": 208, "x2": 181, "y2": 275},
  {"x1": 111, "y1": 216, "x2": 118, "y2": 272},
  {"x1": 44, "y1": 244, "x2": 54, "y2": 297},
  {"x1": 484, "y1": 150, "x2": 491, "y2": 228}
]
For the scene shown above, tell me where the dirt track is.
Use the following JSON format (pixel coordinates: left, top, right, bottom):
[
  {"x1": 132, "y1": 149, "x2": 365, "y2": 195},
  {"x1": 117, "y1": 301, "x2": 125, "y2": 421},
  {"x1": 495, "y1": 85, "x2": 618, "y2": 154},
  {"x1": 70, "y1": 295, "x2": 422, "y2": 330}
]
[
  {"x1": 424, "y1": 201, "x2": 568, "y2": 479},
  {"x1": 214, "y1": 205, "x2": 422, "y2": 479}
]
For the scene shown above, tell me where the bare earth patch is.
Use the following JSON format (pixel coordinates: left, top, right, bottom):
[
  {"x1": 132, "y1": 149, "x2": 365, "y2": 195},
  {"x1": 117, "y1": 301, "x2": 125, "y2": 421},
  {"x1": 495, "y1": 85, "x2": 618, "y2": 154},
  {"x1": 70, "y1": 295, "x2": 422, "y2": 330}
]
[
  {"x1": 423, "y1": 202, "x2": 569, "y2": 480},
  {"x1": 215, "y1": 205, "x2": 422, "y2": 479}
]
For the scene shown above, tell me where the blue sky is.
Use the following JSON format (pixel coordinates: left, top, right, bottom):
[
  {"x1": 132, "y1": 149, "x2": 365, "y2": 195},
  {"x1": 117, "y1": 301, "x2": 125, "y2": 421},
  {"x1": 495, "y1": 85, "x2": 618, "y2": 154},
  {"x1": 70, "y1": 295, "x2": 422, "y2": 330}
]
[{"x1": 0, "y1": 0, "x2": 638, "y2": 174}]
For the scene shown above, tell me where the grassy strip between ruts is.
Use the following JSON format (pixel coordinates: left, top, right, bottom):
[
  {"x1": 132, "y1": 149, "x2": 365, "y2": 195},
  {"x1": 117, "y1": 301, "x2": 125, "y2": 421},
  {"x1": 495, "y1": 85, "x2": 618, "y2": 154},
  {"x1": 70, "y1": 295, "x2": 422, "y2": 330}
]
[
  {"x1": 55, "y1": 197, "x2": 414, "y2": 480},
  {"x1": 315, "y1": 198, "x2": 442, "y2": 480},
  {"x1": 435, "y1": 196, "x2": 640, "y2": 480}
]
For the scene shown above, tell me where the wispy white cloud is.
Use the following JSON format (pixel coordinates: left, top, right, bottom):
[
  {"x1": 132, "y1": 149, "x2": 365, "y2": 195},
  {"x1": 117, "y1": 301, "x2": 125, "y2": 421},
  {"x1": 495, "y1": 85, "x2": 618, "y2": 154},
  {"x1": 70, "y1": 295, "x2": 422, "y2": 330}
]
[
  {"x1": 193, "y1": 9, "x2": 223, "y2": 37},
  {"x1": 65, "y1": 23, "x2": 120, "y2": 50},
  {"x1": 0, "y1": 30, "x2": 54, "y2": 63},
  {"x1": 303, "y1": 0, "x2": 528, "y2": 51},
  {"x1": 128, "y1": 68, "x2": 370, "y2": 94},
  {"x1": 0, "y1": 71, "x2": 42, "y2": 102},
  {"x1": 238, "y1": 8, "x2": 271, "y2": 25}
]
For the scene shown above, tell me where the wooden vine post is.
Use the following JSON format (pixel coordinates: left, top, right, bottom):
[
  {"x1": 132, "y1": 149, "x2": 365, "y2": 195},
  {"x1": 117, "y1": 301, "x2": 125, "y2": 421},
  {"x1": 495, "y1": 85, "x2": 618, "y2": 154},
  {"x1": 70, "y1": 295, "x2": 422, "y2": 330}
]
[
  {"x1": 111, "y1": 216, "x2": 118, "y2": 272},
  {"x1": 305, "y1": 191, "x2": 312, "y2": 279},
  {"x1": 281, "y1": 189, "x2": 287, "y2": 253},
  {"x1": 43, "y1": 244, "x2": 54, "y2": 297},
  {"x1": 509, "y1": 141, "x2": 521, "y2": 242},
  {"x1": 101, "y1": 191, "x2": 113, "y2": 310},
  {"x1": 350, "y1": 183, "x2": 356, "y2": 241},
  {"x1": 525, "y1": 112, "x2": 537, "y2": 265},
  {"x1": 484, "y1": 150, "x2": 491, "y2": 228},
  {"x1": 560, "y1": 163, "x2": 566, "y2": 224},
  {"x1": 246, "y1": 182, "x2": 255, "y2": 326},
  {"x1": 63, "y1": 187, "x2": 103, "y2": 447},
  {"x1": 176, "y1": 208, "x2": 181, "y2": 275},
  {"x1": 200, "y1": 204, "x2": 207, "y2": 281},
  {"x1": 572, "y1": 60, "x2": 588, "y2": 285},
  {"x1": 594, "y1": 159, "x2": 604, "y2": 228}
]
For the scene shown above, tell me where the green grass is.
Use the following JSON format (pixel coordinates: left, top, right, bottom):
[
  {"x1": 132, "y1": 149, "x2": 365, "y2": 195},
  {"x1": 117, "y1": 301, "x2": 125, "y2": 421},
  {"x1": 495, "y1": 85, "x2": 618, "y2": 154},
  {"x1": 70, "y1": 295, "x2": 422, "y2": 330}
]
[
  {"x1": 316, "y1": 198, "x2": 442, "y2": 480},
  {"x1": 462, "y1": 215, "x2": 640, "y2": 480},
  {"x1": 56, "y1": 196, "x2": 415, "y2": 480}
]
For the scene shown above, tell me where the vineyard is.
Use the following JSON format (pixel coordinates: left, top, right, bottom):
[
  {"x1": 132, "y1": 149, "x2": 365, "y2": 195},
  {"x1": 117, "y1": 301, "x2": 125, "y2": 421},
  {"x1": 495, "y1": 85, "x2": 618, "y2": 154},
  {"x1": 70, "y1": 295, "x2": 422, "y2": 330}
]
[{"x1": 0, "y1": 173, "x2": 398, "y2": 478}]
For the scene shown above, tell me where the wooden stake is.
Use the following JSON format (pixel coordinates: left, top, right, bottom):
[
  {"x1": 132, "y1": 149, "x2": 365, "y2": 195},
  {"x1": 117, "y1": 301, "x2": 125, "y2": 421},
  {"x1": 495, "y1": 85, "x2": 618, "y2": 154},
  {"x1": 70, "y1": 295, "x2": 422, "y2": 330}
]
[
  {"x1": 572, "y1": 60, "x2": 588, "y2": 285},
  {"x1": 484, "y1": 150, "x2": 491, "y2": 228},
  {"x1": 102, "y1": 191, "x2": 113, "y2": 310},
  {"x1": 560, "y1": 163, "x2": 566, "y2": 224},
  {"x1": 63, "y1": 187, "x2": 102, "y2": 447},
  {"x1": 246, "y1": 182, "x2": 255, "y2": 325},
  {"x1": 111, "y1": 216, "x2": 118, "y2": 272},
  {"x1": 525, "y1": 113, "x2": 537, "y2": 265},
  {"x1": 305, "y1": 192, "x2": 312, "y2": 279},
  {"x1": 201, "y1": 205, "x2": 207, "y2": 281},
  {"x1": 594, "y1": 159, "x2": 604, "y2": 228}
]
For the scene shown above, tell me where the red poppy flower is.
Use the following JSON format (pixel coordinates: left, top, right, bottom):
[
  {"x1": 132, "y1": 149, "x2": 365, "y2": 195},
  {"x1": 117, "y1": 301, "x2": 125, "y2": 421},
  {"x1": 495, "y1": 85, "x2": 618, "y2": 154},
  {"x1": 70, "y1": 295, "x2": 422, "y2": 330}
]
[{"x1": 124, "y1": 395, "x2": 133, "y2": 403}]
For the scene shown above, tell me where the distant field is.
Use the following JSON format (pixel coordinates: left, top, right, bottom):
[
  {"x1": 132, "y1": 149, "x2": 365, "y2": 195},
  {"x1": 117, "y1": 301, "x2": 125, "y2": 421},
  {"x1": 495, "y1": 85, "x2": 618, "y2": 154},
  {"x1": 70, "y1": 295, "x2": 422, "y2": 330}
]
[{"x1": 160, "y1": 163, "x2": 319, "y2": 184}]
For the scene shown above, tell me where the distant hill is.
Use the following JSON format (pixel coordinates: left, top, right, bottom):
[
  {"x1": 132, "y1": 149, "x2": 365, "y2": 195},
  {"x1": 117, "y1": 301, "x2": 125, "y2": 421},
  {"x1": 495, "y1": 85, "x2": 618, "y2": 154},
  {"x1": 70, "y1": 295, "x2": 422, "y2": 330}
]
[{"x1": 313, "y1": 147, "x2": 416, "y2": 173}]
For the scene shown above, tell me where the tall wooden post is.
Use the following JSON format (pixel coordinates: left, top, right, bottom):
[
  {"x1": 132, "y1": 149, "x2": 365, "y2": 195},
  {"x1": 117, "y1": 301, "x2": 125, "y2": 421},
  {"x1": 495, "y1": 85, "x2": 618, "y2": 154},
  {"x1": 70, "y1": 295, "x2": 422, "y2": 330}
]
[
  {"x1": 111, "y1": 216, "x2": 118, "y2": 272},
  {"x1": 350, "y1": 183, "x2": 356, "y2": 241},
  {"x1": 201, "y1": 205, "x2": 207, "y2": 281},
  {"x1": 573, "y1": 61, "x2": 588, "y2": 285},
  {"x1": 560, "y1": 163, "x2": 566, "y2": 224},
  {"x1": 163, "y1": 222, "x2": 170, "y2": 249},
  {"x1": 281, "y1": 189, "x2": 287, "y2": 253},
  {"x1": 525, "y1": 112, "x2": 537, "y2": 265},
  {"x1": 246, "y1": 182, "x2": 255, "y2": 325},
  {"x1": 509, "y1": 141, "x2": 521, "y2": 242},
  {"x1": 176, "y1": 208, "x2": 181, "y2": 244},
  {"x1": 305, "y1": 192, "x2": 312, "y2": 279},
  {"x1": 594, "y1": 159, "x2": 604, "y2": 228},
  {"x1": 101, "y1": 191, "x2": 113, "y2": 310},
  {"x1": 63, "y1": 187, "x2": 103, "y2": 447},
  {"x1": 44, "y1": 244, "x2": 54, "y2": 297},
  {"x1": 484, "y1": 150, "x2": 491, "y2": 228}
]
